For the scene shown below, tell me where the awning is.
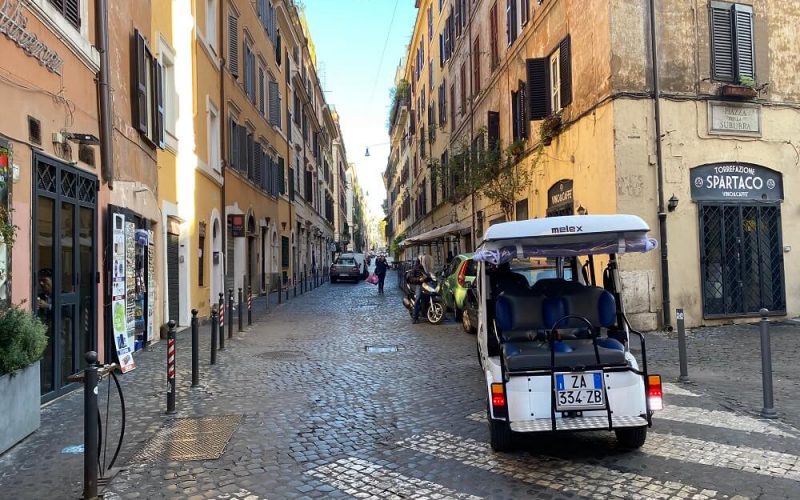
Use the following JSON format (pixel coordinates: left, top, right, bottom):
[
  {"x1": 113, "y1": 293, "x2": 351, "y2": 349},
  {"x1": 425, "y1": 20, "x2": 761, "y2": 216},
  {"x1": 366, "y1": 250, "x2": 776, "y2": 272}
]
[{"x1": 400, "y1": 222, "x2": 469, "y2": 247}]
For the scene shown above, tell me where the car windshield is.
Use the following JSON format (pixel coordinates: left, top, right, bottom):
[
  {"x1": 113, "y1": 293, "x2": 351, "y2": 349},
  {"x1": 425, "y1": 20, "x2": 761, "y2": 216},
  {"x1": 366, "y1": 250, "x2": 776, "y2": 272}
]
[
  {"x1": 510, "y1": 258, "x2": 574, "y2": 286},
  {"x1": 336, "y1": 258, "x2": 355, "y2": 266}
]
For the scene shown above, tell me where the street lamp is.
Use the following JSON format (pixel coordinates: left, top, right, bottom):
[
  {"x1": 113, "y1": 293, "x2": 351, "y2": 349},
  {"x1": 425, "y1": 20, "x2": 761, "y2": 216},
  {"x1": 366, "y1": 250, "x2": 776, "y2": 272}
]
[{"x1": 668, "y1": 194, "x2": 679, "y2": 212}]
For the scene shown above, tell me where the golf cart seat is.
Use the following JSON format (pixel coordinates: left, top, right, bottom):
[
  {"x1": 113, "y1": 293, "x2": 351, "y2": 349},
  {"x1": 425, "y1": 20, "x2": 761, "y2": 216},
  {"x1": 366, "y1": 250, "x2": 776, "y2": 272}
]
[{"x1": 495, "y1": 288, "x2": 627, "y2": 372}]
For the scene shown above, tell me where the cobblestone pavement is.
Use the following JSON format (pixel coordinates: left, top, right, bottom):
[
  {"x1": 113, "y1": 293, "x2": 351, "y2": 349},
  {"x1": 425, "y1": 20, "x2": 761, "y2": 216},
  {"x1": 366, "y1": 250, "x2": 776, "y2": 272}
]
[{"x1": 1, "y1": 272, "x2": 799, "y2": 499}]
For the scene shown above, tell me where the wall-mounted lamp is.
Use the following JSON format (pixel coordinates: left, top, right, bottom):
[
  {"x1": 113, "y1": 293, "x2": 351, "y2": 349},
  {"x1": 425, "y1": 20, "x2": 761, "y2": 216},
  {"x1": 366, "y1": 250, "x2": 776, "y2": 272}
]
[
  {"x1": 281, "y1": 221, "x2": 287, "y2": 230},
  {"x1": 668, "y1": 194, "x2": 679, "y2": 212},
  {"x1": 364, "y1": 147, "x2": 370, "y2": 157},
  {"x1": 577, "y1": 205, "x2": 588, "y2": 216}
]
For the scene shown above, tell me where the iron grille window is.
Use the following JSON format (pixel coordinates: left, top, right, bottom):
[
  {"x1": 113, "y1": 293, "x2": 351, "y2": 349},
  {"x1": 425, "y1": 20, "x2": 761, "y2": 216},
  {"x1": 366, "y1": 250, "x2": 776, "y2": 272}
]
[{"x1": 700, "y1": 203, "x2": 785, "y2": 317}]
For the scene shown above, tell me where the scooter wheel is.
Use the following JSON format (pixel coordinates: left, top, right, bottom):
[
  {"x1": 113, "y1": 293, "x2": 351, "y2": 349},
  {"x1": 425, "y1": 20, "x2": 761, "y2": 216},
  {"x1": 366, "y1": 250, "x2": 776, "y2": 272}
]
[{"x1": 427, "y1": 302, "x2": 444, "y2": 324}]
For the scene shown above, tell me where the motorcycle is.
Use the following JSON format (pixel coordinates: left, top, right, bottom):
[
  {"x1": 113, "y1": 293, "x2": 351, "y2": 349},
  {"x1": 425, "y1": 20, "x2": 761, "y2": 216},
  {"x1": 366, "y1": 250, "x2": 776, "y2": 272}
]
[{"x1": 402, "y1": 271, "x2": 445, "y2": 324}]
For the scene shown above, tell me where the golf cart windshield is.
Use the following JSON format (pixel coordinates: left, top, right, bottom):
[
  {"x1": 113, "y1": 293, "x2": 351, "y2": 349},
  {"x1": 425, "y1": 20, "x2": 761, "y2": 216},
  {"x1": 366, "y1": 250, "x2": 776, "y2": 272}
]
[{"x1": 474, "y1": 215, "x2": 658, "y2": 264}]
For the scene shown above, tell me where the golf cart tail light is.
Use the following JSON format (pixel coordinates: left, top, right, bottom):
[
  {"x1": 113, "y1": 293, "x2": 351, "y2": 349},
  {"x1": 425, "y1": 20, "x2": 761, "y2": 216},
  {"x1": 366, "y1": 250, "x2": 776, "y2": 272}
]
[
  {"x1": 648, "y1": 375, "x2": 663, "y2": 410},
  {"x1": 457, "y1": 261, "x2": 468, "y2": 287},
  {"x1": 491, "y1": 383, "x2": 506, "y2": 408}
]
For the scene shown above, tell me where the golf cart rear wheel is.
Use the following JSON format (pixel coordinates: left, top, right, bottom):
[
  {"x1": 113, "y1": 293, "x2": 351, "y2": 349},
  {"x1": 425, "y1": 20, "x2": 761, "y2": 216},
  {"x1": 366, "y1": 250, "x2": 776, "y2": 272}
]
[
  {"x1": 462, "y1": 309, "x2": 476, "y2": 334},
  {"x1": 615, "y1": 426, "x2": 647, "y2": 449},
  {"x1": 489, "y1": 416, "x2": 513, "y2": 452},
  {"x1": 427, "y1": 302, "x2": 444, "y2": 324}
]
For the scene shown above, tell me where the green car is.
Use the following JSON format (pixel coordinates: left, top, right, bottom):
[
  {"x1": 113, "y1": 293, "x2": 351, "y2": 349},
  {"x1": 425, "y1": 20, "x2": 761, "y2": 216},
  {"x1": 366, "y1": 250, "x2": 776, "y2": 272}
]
[{"x1": 440, "y1": 253, "x2": 476, "y2": 320}]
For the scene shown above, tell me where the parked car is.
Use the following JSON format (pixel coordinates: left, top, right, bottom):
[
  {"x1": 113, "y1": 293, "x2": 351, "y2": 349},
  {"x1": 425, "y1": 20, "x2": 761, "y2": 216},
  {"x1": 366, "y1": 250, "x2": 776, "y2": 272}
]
[
  {"x1": 351, "y1": 253, "x2": 369, "y2": 279},
  {"x1": 440, "y1": 253, "x2": 476, "y2": 320},
  {"x1": 462, "y1": 281, "x2": 478, "y2": 334},
  {"x1": 330, "y1": 254, "x2": 363, "y2": 283}
]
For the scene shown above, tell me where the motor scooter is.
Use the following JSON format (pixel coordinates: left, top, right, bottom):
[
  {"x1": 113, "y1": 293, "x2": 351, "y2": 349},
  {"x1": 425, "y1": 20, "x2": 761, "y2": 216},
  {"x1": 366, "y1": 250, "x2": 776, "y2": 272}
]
[{"x1": 402, "y1": 271, "x2": 445, "y2": 324}]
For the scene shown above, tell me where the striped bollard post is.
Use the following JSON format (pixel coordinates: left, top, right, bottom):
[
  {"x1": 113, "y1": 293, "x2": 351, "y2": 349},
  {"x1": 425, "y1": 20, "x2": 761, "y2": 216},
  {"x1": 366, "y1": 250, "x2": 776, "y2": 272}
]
[
  {"x1": 166, "y1": 320, "x2": 176, "y2": 414},
  {"x1": 218, "y1": 292, "x2": 225, "y2": 350},
  {"x1": 247, "y1": 286, "x2": 252, "y2": 326}
]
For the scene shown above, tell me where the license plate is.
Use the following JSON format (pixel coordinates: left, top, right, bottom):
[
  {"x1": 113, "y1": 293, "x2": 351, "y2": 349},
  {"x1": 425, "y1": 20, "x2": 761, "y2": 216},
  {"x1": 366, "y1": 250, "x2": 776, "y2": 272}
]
[
  {"x1": 555, "y1": 371, "x2": 605, "y2": 411},
  {"x1": 339, "y1": 273, "x2": 350, "y2": 277}
]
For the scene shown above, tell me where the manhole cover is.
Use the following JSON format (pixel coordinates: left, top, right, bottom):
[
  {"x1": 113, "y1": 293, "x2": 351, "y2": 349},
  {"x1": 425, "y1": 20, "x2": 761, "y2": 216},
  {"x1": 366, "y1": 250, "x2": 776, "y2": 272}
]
[
  {"x1": 130, "y1": 415, "x2": 241, "y2": 463},
  {"x1": 365, "y1": 345, "x2": 399, "y2": 353},
  {"x1": 256, "y1": 350, "x2": 305, "y2": 360}
]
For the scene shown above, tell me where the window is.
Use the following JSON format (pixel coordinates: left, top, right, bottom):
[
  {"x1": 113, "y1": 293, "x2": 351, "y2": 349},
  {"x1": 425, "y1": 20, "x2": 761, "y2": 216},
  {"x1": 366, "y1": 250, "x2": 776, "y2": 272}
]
[
  {"x1": 520, "y1": 0, "x2": 530, "y2": 26},
  {"x1": 207, "y1": 100, "x2": 220, "y2": 172},
  {"x1": 455, "y1": 1, "x2": 462, "y2": 38},
  {"x1": 472, "y1": 37, "x2": 480, "y2": 96},
  {"x1": 490, "y1": 3, "x2": 499, "y2": 70},
  {"x1": 228, "y1": 12, "x2": 239, "y2": 78},
  {"x1": 206, "y1": 0, "x2": 218, "y2": 52},
  {"x1": 487, "y1": 110, "x2": 500, "y2": 151},
  {"x1": 293, "y1": 92, "x2": 301, "y2": 126},
  {"x1": 427, "y1": 7, "x2": 433, "y2": 41},
  {"x1": 244, "y1": 41, "x2": 255, "y2": 103},
  {"x1": 258, "y1": 66, "x2": 266, "y2": 115},
  {"x1": 133, "y1": 30, "x2": 164, "y2": 148},
  {"x1": 710, "y1": 2, "x2": 755, "y2": 83},
  {"x1": 506, "y1": 0, "x2": 518, "y2": 46},
  {"x1": 450, "y1": 84, "x2": 456, "y2": 124},
  {"x1": 48, "y1": 0, "x2": 81, "y2": 29},
  {"x1": 549, "y1": 50, "x2": 560, "y2": 114},
  {"x1": 511, "y1": 81, "x2": 528, "y2": 141},
  {"x1": 526, "y1": 35, "x2": 572, "y2": 120},
  {"x1": 160, "y1": 41, "x2": 178, "y2": 141},
  {"x1": 198, "y1": 222, "x2": 206, "y2": 287},
  {"x1": 460, "y1": 62, "x2": 467, "y2": 115},
  {"x1": 269, "y1": 78, "x2": 281, "y2": 128},
  {"x1": 429, "y1": 60, "x2": 433, "y2": 91}
]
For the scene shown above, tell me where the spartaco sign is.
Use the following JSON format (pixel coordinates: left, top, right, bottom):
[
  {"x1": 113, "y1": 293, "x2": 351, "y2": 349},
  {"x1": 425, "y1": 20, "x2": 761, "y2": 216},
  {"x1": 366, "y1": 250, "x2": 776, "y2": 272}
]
[{"x1": 690, "y1": 163, "x2": 783, "y2": 201}]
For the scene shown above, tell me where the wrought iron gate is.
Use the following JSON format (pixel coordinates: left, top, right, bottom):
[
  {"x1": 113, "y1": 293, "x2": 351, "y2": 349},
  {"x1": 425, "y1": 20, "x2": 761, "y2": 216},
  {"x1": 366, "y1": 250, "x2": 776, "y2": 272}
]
[{"x1": 700, "y1": 203, "x2": 785, "y2": 318}]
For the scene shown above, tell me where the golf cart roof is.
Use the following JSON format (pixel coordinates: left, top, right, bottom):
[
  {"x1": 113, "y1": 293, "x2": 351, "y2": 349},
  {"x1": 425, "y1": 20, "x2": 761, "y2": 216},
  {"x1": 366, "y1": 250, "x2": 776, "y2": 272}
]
[{"x1": 475, "y1": 214, "x2": 658, "y2": 264}]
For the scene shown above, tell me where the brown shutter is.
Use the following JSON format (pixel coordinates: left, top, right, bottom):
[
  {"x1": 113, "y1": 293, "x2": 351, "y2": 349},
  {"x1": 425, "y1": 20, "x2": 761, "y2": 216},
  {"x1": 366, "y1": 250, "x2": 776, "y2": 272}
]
[
  {"x1": 487, "y1": 111, "x2": 500, "y2": 151},
  {"x1": 559, "y1": 35, "x2": 572, "y2": 108},
  {"x1": 133, "y1": 30, "x2": 148, "y2": 133},
  {"x1": 526, "y1": 57, "x2": 549, "y2": 120},
  {"x1": 518, "y1": 81, "x2": 528, "y2": 138}
]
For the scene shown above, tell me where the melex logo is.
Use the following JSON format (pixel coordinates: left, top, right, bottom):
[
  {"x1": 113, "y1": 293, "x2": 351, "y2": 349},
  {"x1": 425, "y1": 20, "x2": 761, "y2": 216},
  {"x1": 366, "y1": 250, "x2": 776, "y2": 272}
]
[{"x1": 551, "y1": 225, "x2": 583, "y2": 234}]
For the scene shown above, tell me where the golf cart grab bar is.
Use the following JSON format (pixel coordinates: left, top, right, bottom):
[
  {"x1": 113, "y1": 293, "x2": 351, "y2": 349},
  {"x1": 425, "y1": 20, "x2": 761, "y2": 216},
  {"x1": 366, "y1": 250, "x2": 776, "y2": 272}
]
[{"x1": 622, "y1": 315, "x2": 652, "y2": 426}]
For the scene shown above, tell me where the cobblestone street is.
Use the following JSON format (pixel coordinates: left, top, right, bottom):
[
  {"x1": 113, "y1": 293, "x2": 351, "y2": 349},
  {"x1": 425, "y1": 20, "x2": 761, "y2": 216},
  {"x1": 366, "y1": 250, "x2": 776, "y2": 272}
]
[{"x1": 1, "y1": 272, "x2": 799, "y2": 499}]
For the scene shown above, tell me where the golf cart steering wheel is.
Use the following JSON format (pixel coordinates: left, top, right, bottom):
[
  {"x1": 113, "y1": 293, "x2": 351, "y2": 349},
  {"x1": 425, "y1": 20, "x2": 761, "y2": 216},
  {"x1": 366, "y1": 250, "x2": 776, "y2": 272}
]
[{"x1": 547, "y1": 315, "x2": 596, "y2": 342}]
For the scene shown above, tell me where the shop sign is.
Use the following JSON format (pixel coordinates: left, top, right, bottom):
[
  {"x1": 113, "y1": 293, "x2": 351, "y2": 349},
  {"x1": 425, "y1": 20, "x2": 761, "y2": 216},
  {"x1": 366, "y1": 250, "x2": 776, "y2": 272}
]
[
  {"x1": 0, "y1": 0, "x2": 64, "y2": 74},
  {"x1": 548, "y1": 179, "x2": 573, "y2": 208},
  {"x1": 708, "y1": 101, "x2": 761, "y2": 136},
  {"x1": 228, "y1": 214, "x2": 245, "y2": 237},
  {"x1": 690, "y1": 163, "x2": 783, "y2": 201}
]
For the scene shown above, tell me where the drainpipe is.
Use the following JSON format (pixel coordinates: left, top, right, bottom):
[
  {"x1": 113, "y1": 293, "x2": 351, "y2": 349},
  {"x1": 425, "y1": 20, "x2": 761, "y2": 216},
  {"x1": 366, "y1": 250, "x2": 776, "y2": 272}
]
[
  {"x1": 95, "y1": 0, "x2": 113, "y2": 189},
  {"x1": 467, "y1": 9, "x2": 476, "y2": 251},
  {"x1": 648, "y1": 0, "x2": 671, "y2": 328},
  {"x1": 219, "y1": 0, "x2": 227, "y2": 292}
]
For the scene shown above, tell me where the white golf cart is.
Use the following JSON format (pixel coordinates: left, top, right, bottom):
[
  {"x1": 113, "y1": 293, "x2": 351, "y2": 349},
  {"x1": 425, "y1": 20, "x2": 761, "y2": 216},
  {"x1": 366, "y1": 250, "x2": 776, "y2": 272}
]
[{"x1": 474, "y1": 214, "x2": 663, "y2": 451}]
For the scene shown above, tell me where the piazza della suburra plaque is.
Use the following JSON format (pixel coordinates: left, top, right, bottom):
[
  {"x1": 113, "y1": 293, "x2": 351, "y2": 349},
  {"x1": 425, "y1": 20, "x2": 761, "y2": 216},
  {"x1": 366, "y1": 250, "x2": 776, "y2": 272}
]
[{"x1": 708, "y1": 101, "x2": 761, "y2": 136}]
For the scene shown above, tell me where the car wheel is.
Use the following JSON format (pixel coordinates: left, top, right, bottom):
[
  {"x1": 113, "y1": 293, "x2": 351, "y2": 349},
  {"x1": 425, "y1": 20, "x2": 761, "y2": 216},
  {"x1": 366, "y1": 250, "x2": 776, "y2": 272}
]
[
  {"x1": 615, "y1": 426, "x2": 647, "y2": 449},
  {"x1": 488, "y1": 407, "x2": 513, "y2": 452},
  {"x1": 427, "y1": 302, "x2": 445, "y2": 324}
]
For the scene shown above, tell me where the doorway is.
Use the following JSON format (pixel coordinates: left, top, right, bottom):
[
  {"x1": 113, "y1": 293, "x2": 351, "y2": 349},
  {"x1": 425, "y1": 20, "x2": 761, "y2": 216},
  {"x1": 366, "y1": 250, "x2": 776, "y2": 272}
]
[
  {"x1": 167, "y1": 226, "x2": 180, "y2": 324},
  {"x1": 34, "y1": 155, "x2": 97, "y2": 400}
]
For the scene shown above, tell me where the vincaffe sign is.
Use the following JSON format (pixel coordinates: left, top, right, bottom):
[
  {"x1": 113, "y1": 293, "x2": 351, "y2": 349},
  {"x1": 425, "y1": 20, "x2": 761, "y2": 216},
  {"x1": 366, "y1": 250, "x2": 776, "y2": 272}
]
[
  {"x1": 690, "y1": 163, "x2": 783, "y2": 201},
  {"x1": 0, "y1": 0, "x2": 64, "y2": 74}
]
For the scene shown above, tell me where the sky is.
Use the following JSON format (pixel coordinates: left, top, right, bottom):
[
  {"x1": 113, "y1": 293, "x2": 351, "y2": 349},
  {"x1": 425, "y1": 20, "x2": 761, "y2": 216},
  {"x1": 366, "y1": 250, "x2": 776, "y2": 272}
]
[{"x1": 302, "y1": 0, "x2": 418, "y2": 219}]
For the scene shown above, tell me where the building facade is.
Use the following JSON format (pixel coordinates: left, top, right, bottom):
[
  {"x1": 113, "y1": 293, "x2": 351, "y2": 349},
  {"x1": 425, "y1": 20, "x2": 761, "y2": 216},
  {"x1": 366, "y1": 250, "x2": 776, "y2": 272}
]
[{"x1": 387, "y1": 0, "x2": 800, "y2": 329}]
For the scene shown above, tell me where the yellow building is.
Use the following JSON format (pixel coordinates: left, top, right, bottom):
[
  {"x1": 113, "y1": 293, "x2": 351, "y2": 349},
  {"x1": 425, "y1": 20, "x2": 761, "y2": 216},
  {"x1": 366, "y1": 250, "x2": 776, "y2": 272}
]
[{"x1": 388, "y1": 0, "x2": 800, "y2": 329}]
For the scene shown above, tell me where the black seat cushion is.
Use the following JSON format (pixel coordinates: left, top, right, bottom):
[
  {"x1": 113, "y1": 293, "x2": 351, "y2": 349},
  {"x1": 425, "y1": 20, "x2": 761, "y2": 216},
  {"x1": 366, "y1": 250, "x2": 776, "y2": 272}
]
[{"x1": 503, "y1": 339, "x2": 627, "y2": 371}]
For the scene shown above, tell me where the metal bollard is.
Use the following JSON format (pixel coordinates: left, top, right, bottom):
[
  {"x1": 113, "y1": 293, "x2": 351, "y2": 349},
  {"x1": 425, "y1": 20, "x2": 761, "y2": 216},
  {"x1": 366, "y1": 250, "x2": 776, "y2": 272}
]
[
  {"x1": 210, "y1": 308, "x2": 218, "y2": 365},
  {"x1": 83, "y1": 351, "x2": 99, "y2": 500},
  {"x1": 191, "y1": 309, "x2": 199, "y2": 386},
  {"x1": 294, "y1": 278, "x2": 297, "y2": 297},
  {"x1": 301, "y1": 274, "x2": 305, "y2": 294},
  {"x1": 238, "y1": 287, "x2": 243, "y2": 332},
  {"x1": 218, "y1": 293, "x2": 225, "y2": 350},
  {"x1": 228, "y1": 288, "x2": 234, "y2": 339},
  {"x1": 248, "y1": 286, "x2": 252, "y2": 326},
  {"x1": 167, "y1": 320, "x2": 177, "y2": 414},
  {"x1": 676, "y1": 308, "x2": 689, "y2": 382},
  {"x1": 759, "y1": 308, "x2": 777, "y2": 418}
]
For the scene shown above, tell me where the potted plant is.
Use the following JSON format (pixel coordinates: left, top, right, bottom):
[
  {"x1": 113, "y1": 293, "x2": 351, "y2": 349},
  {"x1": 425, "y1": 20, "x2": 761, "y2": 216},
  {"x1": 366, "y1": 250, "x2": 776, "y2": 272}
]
[
  {"x1": 540, "y1": 113, "x2": 563, "y2": 146},
  {"x1": 719, "y1": 77, "x2": 758, "y2": 99},
  {"x1": 0, "y1": 304, "x2": 48, "y2": 454}
]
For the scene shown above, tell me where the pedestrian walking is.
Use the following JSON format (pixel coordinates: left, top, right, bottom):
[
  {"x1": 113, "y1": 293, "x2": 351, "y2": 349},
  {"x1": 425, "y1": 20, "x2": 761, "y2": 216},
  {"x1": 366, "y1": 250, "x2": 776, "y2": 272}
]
[{"x1": 374, "y1": 255, "x2": 389, "y2": 294}]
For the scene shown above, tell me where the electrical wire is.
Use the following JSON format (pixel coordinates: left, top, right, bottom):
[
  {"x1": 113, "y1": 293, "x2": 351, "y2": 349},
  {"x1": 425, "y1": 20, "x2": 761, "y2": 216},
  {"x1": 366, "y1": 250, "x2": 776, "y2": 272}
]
[{"x1": 366, "y1": 0, "x2": 401, "y2": 113}]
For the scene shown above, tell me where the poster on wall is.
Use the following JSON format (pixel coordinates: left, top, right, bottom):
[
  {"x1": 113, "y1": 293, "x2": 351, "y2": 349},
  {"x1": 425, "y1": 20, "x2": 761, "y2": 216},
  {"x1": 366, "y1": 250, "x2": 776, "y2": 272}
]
[
  {"x1": 125, "y1": 221, "x2": 137, "y2": 353},
  {"x1": 111, "y1": 213, "x2": 135, "y2": 372},
  {"x1": 147, "y1": 230, "x2": 155, "y2": 342},
  {"x1": 0, "y1": 141, "x2": 10, "y2": 303}
]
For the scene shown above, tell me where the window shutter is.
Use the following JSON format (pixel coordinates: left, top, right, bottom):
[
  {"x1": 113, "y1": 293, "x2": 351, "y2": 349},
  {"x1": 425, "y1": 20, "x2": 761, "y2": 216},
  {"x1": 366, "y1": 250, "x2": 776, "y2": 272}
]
[
  {"x1": 133, "y1": 30, "x2": 148, "y2": 133},
  {"x1": 518, "y1": 81, "x2": 528, "y2": 138},
  {"x1": 276, "y1": 32, "x2": 282, "y2": 65},
  {"x1": 511, "y1": 90, "x2": 519, "y2": 141},
  {"x1": 64, "y1": 0, "x2": 81, "y2": 28},
  {"x1": 156, "y1": 61, "x2": 165, "y2": 148},
  {"x1": 269, "y1": 80, "x2": 279, "y2": 126},
  {"x1": 526, "y1": 58, "x2": 549, "y2": 120},
  {"x1": 229, "y1": 120, "x2": 238, "y2": 170},
  {"x1": 259, "y1": 68, "x2": 266, "y2": 114},
  {"x1": 228, "y1": 14, "x2": 239, "y2": 78},
  {"x1": 279, "y1": 156, "x2": 286, "y2": 194},
  {"x1": 409, "y1": 109, "x2": 416, "y2": 135},
  {"x1": 733, "y1": 5, "x2": 755, "y2": 81},
  {"x1": 710, "y1": 4, "x2": 734, "y2": 82},
  {"x1": 254, "y1": 145, "x2": 263, "y2": 186},
  {"x1": 238, "y1": 126, "x2": 247, "y2": 174},
  {"x1": 487, "y1": 111, "x2": 500, "y2": 151},
  {"x1": 559, "y1": 35, "x2": 572, "y2": 108}
]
